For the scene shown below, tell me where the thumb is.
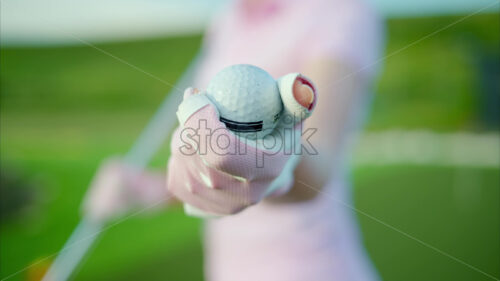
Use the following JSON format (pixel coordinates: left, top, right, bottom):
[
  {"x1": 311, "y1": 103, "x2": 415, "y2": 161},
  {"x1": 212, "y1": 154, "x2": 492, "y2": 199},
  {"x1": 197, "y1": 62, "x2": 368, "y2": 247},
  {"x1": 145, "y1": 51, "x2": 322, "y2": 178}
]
[
  {"x1": 293, "y1": 77, "x2": 315, "y2": 109},
  {"x1": 277, "y1": 73, "x2": 317, "y2": 126}
]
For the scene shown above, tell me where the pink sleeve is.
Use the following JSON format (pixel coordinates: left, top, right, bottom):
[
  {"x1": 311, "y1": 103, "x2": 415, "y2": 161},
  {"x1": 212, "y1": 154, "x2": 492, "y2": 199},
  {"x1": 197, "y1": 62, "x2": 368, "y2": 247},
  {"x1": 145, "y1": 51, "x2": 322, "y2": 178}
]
[{"x1": 304, "y1": 0, "x2": 385, "y2": 77}]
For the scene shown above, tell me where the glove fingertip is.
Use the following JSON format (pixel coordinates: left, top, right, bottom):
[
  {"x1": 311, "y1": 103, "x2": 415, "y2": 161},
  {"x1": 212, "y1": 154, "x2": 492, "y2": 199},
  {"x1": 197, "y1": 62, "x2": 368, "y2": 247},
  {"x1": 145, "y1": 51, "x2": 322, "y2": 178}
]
[
  {"x1": 177, "y1": 93, "x2": 213, "y2": 126},
  {"x1": 183, "y1": 87, "x2": 197, "y2": 100}
]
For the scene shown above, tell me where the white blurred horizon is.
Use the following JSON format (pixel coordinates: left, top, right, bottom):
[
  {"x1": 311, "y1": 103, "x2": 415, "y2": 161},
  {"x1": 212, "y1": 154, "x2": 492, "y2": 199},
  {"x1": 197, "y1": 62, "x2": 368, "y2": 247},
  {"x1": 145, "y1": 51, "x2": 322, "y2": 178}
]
[{"x1": 1, "y1": 0, "x2": 499, "y2": 46}]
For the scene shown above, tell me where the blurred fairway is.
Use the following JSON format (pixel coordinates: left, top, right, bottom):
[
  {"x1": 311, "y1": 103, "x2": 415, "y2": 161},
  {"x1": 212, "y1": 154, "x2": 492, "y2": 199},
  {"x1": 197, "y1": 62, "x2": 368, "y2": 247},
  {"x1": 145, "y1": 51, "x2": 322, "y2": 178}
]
[{"x1": 1, "y1": 14, "x2": 499, "y2": 281}]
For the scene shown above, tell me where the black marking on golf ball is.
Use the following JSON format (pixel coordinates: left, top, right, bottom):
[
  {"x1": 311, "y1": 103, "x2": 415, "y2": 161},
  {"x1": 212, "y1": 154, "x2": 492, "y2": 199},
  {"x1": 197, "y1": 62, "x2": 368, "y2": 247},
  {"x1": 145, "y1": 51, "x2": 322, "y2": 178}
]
[{"x1": 220, "y1": 117, "x2": 263, "y2": 132}]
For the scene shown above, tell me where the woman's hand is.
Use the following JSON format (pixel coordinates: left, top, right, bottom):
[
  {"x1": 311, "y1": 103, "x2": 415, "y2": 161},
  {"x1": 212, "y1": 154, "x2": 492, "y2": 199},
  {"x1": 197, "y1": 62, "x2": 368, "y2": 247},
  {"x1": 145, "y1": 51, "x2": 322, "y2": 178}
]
[
  {"x1": 167, "y1": 75, "x2": 316, "y2": 217},
  {"x1": 82, "y1": 158, "x2": 169, "y2": 223}
]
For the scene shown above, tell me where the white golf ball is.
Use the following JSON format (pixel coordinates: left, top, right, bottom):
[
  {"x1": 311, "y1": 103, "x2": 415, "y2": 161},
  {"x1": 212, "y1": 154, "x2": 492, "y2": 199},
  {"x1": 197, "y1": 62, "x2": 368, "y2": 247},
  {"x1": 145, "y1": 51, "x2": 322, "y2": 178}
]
[{"x1": 206, "y1": 64, "x2": 283, "y2": 139}]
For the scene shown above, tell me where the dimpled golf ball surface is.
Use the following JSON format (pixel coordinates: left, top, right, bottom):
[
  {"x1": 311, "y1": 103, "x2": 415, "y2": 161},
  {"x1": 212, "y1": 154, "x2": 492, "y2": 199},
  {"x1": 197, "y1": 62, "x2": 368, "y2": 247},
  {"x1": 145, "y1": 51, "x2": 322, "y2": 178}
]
[{"x1": 206, "y1": 64, "x2": 283, "y2": 139}]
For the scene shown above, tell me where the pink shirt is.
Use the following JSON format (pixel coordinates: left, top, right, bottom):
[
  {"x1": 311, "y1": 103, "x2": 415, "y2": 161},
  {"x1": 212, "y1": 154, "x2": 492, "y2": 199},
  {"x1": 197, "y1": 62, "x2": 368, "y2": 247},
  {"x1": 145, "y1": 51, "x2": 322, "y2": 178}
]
[
  {"x1": 194, "y1": 0, "x2": 383, "y2": 280},
  {"x1": 196, "y1": 0, "x2": 382, "y2": 86}
]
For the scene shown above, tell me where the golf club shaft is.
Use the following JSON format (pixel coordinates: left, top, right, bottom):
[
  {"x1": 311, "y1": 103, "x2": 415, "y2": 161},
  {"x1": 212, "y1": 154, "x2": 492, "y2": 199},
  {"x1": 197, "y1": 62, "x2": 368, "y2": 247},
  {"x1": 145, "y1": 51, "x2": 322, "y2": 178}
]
[{"x1": 42, "y1": 54, "x2": 200, "y2": 281}]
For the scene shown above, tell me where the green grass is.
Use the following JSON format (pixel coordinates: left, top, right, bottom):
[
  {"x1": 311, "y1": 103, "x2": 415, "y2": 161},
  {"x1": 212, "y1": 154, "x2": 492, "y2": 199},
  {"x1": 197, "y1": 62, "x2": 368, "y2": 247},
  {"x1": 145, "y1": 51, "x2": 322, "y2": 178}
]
[
  {"x1": 371, "y1": 14, "x2": 499, "y2": 131},
  {"x1": 354, "y1": 166, "x2": 499, "y2": 281},
  {"x1": 1, "y1": 14, "x2": 499, "y2": 281}
]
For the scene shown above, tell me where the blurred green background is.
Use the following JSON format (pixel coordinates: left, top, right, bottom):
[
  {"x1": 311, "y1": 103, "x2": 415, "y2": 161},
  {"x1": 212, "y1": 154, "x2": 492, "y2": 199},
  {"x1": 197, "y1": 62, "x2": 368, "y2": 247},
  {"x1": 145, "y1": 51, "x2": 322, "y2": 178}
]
[{"x1": 1, "y1": 14, "x2": 499, "y2": 281}]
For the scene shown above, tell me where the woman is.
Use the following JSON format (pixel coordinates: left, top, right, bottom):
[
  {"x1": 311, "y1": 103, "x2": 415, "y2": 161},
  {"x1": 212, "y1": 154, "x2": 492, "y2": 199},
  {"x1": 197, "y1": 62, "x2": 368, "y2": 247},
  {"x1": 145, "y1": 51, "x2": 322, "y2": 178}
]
[{"x1": 85, "y1": 0, "x2": 384, "y2": 280}]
